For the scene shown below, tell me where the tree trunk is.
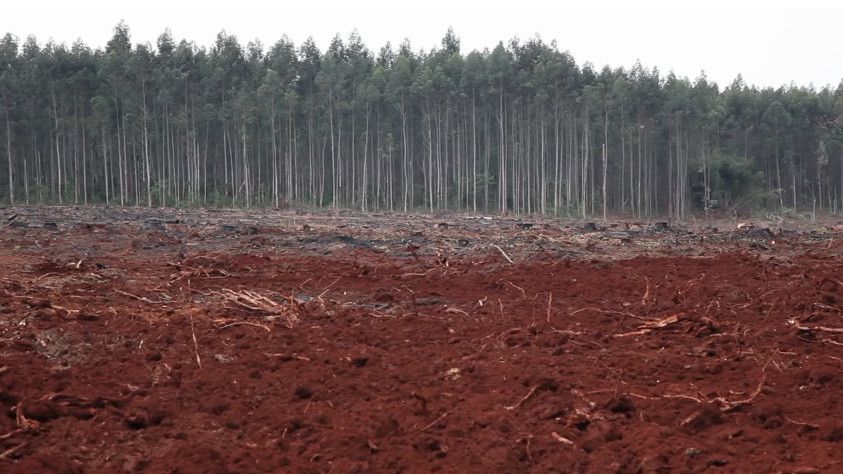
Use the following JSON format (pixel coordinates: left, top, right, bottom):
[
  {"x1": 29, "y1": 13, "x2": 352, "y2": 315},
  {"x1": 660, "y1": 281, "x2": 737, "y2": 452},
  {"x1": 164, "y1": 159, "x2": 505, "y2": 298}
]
[{"x1": 5, "y1": 110, "x2": 12, "y2": 205}]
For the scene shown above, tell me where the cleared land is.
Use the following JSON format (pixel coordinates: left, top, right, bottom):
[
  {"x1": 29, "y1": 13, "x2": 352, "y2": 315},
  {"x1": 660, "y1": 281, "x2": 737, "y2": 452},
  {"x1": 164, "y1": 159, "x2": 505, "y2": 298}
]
[{"x1": 0, "y1": 207, "x2": 842, "y2": 473}]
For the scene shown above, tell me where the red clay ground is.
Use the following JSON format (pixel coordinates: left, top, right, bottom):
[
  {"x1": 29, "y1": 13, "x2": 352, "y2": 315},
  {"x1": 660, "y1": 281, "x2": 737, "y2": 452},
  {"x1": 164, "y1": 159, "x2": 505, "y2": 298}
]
[{"x1": 1, "y1": 207, "x2": 842, "y2": 473}]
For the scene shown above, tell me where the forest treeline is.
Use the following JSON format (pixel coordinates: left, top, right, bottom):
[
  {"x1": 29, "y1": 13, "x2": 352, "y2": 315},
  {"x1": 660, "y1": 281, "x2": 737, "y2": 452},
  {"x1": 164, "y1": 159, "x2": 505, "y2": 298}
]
[{"x1": 1, "y1": 23, "x2": 842, "y2": 218}]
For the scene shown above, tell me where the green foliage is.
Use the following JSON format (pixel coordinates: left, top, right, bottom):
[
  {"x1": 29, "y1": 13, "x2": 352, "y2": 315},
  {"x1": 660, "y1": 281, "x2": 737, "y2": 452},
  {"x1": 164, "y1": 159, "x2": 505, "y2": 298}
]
[
  {"x1": 0, "y1": 24, "x2": 841, "y2": 217},
  {"x1": 704, "y1": 153, "x2": 771, "y2": 213}
]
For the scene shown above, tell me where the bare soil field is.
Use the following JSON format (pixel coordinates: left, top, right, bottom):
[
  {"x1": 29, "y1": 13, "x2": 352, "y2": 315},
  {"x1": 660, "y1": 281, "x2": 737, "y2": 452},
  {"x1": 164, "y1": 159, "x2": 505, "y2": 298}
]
[{"x1": 1, "y1": 206, "x2": 842, "y2": 473}]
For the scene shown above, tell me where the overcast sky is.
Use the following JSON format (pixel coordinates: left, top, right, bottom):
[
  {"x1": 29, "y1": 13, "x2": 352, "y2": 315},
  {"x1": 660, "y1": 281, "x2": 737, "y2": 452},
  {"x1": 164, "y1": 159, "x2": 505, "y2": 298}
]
[{"x1": 5, "y1": 0, "x2": 842, "y2": 90}]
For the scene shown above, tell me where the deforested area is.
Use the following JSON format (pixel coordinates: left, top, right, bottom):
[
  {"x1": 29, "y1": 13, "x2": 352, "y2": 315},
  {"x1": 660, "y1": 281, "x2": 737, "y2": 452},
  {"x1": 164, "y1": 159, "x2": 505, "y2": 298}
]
[
  {"x1": 1, "y1": 208, "x2": 842, "y2": 472},
  {"x1": 2, "y1": 2, "x2": 843, "y2": 473}
]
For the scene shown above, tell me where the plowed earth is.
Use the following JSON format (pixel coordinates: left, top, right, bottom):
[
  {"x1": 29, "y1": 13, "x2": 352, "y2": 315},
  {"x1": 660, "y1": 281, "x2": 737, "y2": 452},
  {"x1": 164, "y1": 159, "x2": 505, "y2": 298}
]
[{"x1": 0, "y1": 207, "x2": 842, "y2": 473}]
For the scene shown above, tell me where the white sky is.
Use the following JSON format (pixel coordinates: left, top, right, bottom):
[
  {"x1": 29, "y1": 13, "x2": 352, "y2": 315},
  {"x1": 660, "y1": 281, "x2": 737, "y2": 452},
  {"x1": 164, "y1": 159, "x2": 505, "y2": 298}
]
[{"x1": 5, "y1": 0, "x2": 843, "y2": 89}]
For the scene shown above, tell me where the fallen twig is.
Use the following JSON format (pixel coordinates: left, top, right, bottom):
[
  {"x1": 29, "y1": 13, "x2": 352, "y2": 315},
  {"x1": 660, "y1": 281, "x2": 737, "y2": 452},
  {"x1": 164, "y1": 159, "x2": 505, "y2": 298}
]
[
  {"x1": 444, "y1": 307, "x2": 469, "y2": 316},
  {"x1": 664, "y1": 374, "x2": 767, "y2": 412},
  {"x1": 0, "y1": 441, "x2": 28, "y2": 460},
  {"x1": 662, "y1": 393, "x2": 705, "y2": 404},
  {"x1": 505, "y1": 385, "x2": 539, "y2": 410},
  {"x1": 615, "y1": 314, "x2": 682, "y2": 337},
  {"x1": 814, "y1": 302, "x2": 842, "y2": 313},
  {"x1": 788, "y1": 320, "x2": 843, "y2": 334},
  {"x1": 316, "y1": 277, "x2": 342, "y2": 300},
  {"x1": 264, "y1": 353, "x2": 310, "y2": 361},
  {"x1": 641, "y1": 277, "x2": 650, "y2": 306},
  {"x1": 189, "y1": 313, "x2": 203, "y2": 369},
  {"x1": 419, "y1": 412, "x2": 449, "y2": 432},
  {"x1": 546, "y1": 295, "x2": 583, "y2": 335},
  {"x1": 551, "y1": 432, "x2": 574, "y2": 446},
  {"x1": 614, "y1": 328, "x2": 653, "y2": 338},
  {"x1": 513, "y1": 435, "x2": 533, "y2": 461},
  {"x1": 716, "y1": 373, "x2": 767, "y2": 412},
  {"x1": 491, "y1": 244, "x2": 514, "y2": 264},
  {"x1": 0, "y1": 429, "x2": 22, "y2": 441},
  {"x1": 217, "y1": 321, "x2": 271, "y2": 333},
  {"x1": 502, "y1": 279, "x2": 527, "y2": 299},
  {"x1": 50, "y1": 304, "x2": 80, "y2": 317},
  {"x1": 569, "y1": 306, "x2": 648, "y2": 321},
  {"x1": 116, "y1": 289, "x2": 170, "y2": 304},
  {"x1": 784, "y1": 416, "x2": 819, "y2": 430},
  {"x1": 14, "y1": 403, "x2": 37, "y2": 430}
]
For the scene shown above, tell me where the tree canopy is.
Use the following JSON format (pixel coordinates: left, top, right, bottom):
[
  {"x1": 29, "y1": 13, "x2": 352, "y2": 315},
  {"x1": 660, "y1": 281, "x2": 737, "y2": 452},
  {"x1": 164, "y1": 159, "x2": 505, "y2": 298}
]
[{"x1": 2, "y1": 25, "x2": 842, "y2": 217}]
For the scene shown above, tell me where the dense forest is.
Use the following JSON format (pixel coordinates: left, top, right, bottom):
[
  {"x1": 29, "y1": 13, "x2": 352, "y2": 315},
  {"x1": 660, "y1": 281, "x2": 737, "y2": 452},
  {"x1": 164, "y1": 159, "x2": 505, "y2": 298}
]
[{"x1": 1, "y1": 24, "x2": 842, "y2": 218}]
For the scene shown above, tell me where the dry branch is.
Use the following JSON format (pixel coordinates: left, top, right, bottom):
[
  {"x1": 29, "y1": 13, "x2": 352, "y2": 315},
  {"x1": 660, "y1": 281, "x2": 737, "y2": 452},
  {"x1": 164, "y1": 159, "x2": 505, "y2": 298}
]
[
  {"x1": 214, "y1": 288, "x2": 300, "y2": 328},
  {"x1": 615, "y1": 314, "x2": 682, "y2": 337}
]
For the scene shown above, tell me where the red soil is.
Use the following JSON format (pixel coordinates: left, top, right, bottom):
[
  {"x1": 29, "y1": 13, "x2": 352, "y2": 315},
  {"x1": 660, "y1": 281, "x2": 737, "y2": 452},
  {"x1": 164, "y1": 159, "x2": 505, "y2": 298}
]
[{"x1": 0, "y1": 208, "x2": 842, "y2": 473}]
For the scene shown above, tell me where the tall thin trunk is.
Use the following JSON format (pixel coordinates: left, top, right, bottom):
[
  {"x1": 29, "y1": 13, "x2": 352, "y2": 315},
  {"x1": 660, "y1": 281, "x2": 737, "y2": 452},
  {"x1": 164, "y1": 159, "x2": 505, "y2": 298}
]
[
  {"x1": 142, "y1": 79, "x2": 152, "y2": 207},
  {"x1": 602, "y1": 106, "x2": 608, "y2": 221},
  {"x1": 471, "y1": 91, "x2": 477, "y2": 213},
  {"x1": 362, "y1": 105, "x2": 370, "y2": 212},
  {"x1": 5, "y1": 111, "x2": 12, "y2": 205}
]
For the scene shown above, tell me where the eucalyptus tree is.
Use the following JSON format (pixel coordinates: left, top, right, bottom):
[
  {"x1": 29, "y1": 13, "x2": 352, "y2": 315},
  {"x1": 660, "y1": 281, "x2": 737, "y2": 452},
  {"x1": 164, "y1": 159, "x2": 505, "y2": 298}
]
[
  {"x1": 388, "y1": 41, "x2": 416, "y2": 211},
  {"x1": 0, "y1": 34, "x2": 17, "y2": 205},
  {"x1": 488, "y1": 42, "x2": 512, "y2": 213},
  {"x1": 2, "y1": 23, "x2": 843, "y2": 217}
]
